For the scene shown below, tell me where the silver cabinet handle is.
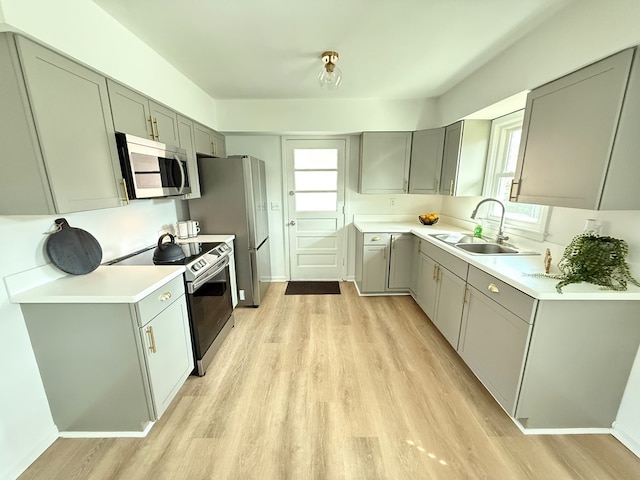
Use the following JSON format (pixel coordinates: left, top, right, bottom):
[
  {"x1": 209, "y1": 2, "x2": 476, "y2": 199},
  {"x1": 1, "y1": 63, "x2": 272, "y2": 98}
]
[{"x1": 488, "y1": 283, "x2": 499, "y2": 293}]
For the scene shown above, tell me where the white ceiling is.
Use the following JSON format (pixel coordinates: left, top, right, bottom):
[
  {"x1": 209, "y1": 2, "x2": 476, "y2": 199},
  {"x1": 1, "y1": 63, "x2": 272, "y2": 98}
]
[{"x1": 92, "y1": 0, "x2": 573, "y2": 101}]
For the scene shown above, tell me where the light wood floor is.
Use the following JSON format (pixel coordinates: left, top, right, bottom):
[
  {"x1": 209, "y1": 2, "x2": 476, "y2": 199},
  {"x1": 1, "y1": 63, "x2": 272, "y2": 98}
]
[{"x1": 20, "y1": 282, "x2": 640, "y2": 479}]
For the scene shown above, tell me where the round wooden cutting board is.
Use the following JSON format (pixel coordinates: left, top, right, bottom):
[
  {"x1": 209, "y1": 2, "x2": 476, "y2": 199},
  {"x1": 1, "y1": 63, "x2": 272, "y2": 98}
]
[{"x1": 45, "y1": 218, "x2": 103, "y2": 275}]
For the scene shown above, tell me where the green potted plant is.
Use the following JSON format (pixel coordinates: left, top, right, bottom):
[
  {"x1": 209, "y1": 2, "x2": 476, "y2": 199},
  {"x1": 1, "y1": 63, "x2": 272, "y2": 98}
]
[{"x1": 535, "y1": 233, "x2": 639, "y2": 293}]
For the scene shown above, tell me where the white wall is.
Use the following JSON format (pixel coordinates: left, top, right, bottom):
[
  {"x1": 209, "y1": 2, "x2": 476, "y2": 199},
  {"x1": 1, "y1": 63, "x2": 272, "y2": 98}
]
[
  {"x1": 0, "y1": 0, "x2": 218, "y2": 129},
  {"x1": 439, "y1": 0, "x2": 640, "y2": 124},
  {"x1": 0, "y1": 200, "x2": 187, "y2": 480},
  {"x1": 217, "y1": 98, "x2": 439, "y2": 133}
]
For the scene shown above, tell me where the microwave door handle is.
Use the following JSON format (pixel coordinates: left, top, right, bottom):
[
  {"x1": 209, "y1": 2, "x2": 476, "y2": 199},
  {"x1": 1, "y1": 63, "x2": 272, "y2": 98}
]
[{"x1": 174, "y1": 154, "x2": 186, "y2": 194}]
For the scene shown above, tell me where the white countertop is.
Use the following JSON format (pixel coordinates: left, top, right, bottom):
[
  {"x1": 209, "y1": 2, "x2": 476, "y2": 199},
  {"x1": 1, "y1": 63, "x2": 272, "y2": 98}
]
[
  {"x1": 176, "y1": 234, "x2": 235, "y2": 244},
  {"x1": 10, "y1": 233, "x2": 236, "y2": 305},
  {"x1": 355, "y1": 220, "x2": 640, "y2": 300},
  {"x1": 11, "y1": 265, "x2": 186, "y2": 304}
]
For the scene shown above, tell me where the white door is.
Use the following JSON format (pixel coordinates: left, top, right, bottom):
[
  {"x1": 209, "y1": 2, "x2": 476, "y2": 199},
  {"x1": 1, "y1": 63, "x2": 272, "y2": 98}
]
[{"x1": 285, "y1": 139, "x2": 346, "y2": 280}]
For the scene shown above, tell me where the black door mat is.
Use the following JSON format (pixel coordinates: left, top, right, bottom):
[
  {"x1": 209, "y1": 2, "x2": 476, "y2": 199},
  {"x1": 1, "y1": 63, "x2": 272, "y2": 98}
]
[{"x1": 284, "y1": 281, "x2": 341, "y2": 295}]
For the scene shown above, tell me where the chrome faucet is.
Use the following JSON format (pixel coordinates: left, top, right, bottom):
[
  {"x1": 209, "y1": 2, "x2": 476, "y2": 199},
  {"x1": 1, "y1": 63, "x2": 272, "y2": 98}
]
[{"x1": 471, "y1": 198, "x2": 509, "y2": 244}]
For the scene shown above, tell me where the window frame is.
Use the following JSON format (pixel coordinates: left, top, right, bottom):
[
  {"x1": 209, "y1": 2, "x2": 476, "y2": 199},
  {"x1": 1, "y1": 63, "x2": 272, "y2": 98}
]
[{"x1": 481, "y1": 110, "x2": 550, "y2": 242}]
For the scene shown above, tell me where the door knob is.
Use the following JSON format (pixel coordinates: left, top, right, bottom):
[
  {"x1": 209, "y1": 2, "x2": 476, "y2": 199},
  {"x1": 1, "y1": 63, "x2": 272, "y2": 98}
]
[
  {"x1": 289, "y1": 221, "x2": 296, "y2": 226},
  {"x1": 289, "y1": 191, "x2": 294, "y2": 196}
]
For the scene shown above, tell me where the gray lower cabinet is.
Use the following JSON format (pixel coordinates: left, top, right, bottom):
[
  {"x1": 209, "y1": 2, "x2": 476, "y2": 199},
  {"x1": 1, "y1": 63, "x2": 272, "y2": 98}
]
[
  {"x1": 408, "y1": 128, "x2": 445, "y2": 194},
  {"x1": 439, "y1": 120, "x2": 490, "y2": 197},
  {"x1": 416, "y1": 240, "x2": 468, "y2": 349},
  {"x1": 458, "y1": 273, "x2": 534, "y2": 415},
  {"x1": 194, "y1": 122, "x2": 226, "y2": 157},
  {"x1": 388, "y1": 233, "x2": 414, "y2": 290},
  {"x1": 108, "y1": 80, "x2": 180, "y2": 146},
  {"x1": 20, "y1": 276, "x2": 193, "y2": 433},
  {"x1": 359, "y1": 132, "x2": 412, "y2": 194},
  {"x1": 0, "y1": 34, "x2": 124, "y2": 214},
  {"x1": 355, "y1": 233, "x2": 390, "y2": 294},
  {"x1": 177, "y1": 115, "x2": 201, "y2": 199},
  {"x1": 512, "y1": 47, "x2": 640, "y2": 210}
]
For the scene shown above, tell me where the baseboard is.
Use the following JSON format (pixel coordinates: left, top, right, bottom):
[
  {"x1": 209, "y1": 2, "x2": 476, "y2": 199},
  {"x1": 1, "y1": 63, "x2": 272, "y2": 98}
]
[
  {"x1": 4, "y1": 424, "x2": 58, "y2": 480},
  {"x1": 58, "y1": 421, "x2": 154, "y2": 438},
  {"x1": 512, "y1": 418, "x2": 612, "y2": 436},
  {"x1": 612, "y1": 422, "x2": 640, "y2": 458},
  {"x1": 269, "y1": 276, "x2": 288, "y2": 282}
]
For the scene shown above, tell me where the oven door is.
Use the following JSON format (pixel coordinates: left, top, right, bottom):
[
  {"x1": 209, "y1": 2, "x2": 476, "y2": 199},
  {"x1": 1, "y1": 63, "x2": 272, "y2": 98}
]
[{"x1": 186, "y1": 256, "x2": 233, "y2": 375}]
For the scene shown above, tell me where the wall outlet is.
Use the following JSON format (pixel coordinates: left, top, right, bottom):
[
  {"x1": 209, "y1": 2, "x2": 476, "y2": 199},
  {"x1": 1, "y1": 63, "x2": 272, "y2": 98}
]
[
  {"x1": 271, "y1": 202, "x2": 280, "y2": 211},
  {"x1": 239, "y1": 290, "x2": 245, "y2": 301},
  {"x1": 390, "y1": 198, "x2": 396, "y2": 207}
]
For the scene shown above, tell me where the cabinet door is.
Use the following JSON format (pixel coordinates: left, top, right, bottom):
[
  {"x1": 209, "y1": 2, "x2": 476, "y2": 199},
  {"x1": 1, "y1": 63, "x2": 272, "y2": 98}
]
[
  {"x1": 439, "y1": 122, "x2": 462, "y2": 196},
  {"x1": 409, "y1": 236, "x2": 421, "y2": 295},
  {"x1": 177, "y1": 115, "x2": 201, "y2": 199},
  {"x1": 359, "y1": 132, "x2": 412, "y2": 194},
  {"x1": 141, "y1": 294, "x2": 193, "y2": 418},
  {"x1": 409, "y1": 128, "x2": 444, "y2": 194},
  {"x1": 388, "y1": 233, "x2": 414, "y2": 290},
  {"x1": 107, "y1": 80, "x2": 153, "y2": 139},
  {"x1": 194, "y1": 122, "x2": 214, "y2": 155},
  {"x1": 211, "y1": 130, "x2": 226, "y2": 157},
  {"x1": 432, "y1": 267, "x2": 466, "y2": 349},
  {"x1": 150, "y1": 101, "x2": 180, "y2": 146},
  {"x1": 362, "y1": 245, "x2": 388, "y2": 293},
  {"x1": 416, "y1": 252, "x2": 438, "y2": 320},
  {"x1": 512, "y1": 49, "x2": 633, "y2": 209},
  {"x1": 458, "y1": 286, "x2": 530, "y2": 414},
  {"x1": 17, "y1": 37, "x2": 124, "y2": 213}
]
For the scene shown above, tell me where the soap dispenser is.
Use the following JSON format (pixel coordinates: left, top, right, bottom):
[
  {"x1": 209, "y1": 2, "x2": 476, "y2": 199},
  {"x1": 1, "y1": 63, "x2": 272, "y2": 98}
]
[{"x1": 473, "y1": 221, "x2": 483, "y2": 238}]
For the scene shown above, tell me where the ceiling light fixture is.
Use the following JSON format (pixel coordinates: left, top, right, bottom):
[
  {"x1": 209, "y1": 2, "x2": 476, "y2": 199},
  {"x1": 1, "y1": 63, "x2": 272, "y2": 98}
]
[{"x1": 318, "y1": 51, "x2": 342, "y2": 89}]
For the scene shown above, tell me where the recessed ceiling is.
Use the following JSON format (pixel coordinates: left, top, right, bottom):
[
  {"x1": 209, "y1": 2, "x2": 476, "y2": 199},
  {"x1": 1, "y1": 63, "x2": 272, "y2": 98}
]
[{"x1": 92, "y1": 0, "x2": 573, "y2": 100}]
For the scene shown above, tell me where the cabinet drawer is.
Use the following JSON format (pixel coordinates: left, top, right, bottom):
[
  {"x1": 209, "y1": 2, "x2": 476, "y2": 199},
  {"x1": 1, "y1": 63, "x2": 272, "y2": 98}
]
[
  {"x1": 420, "y1": 240, "x2": 468, "y2": 279},
  {"x1": 136, "y1": 275, "x2": 186, "y2": 326},
  {"x1": 467, "y1": 266, "x2": 535, "y2": 322},
  {"x1": 364, "y1": 233, "x2": 391, "y2": 245}
]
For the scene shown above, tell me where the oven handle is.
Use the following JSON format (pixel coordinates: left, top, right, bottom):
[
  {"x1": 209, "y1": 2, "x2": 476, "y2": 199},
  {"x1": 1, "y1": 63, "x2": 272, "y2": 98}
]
[
  {"x1": 174, "y1": 154, "x2": 186, "y2": 194},
  {"x1": 188, "y1": 255, "x2": 230, "y2": 293}
]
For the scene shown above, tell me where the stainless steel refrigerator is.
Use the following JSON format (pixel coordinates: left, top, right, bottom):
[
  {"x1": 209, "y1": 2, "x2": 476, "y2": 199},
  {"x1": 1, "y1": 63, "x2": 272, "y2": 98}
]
[{"x1": 188, "y1": 155, "x2": 271, "y2": 307}]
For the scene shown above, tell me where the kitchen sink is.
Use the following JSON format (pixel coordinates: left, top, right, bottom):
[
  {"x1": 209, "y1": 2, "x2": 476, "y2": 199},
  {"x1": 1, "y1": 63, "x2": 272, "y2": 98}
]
[
  {"x1": 456, "y1": 243, "x2": 519, "y2": 254},
  {"x1": 429, "y1": 233, "x2": 539, "y2": 255},
  {"x1": 429, "y1": 233, "x2": 487, "y2": 245}
]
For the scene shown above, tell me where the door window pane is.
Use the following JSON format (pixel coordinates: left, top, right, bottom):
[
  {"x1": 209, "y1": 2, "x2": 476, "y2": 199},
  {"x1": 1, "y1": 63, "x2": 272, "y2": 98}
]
[
  {"x1": 296, "y1": 192, "x2": 337, "y2": 212},
  {"x1": 294, "y1": 149, "x2": 338, "y2": 170},
  {"x1": 295, "y1": 171, "x2": 338, "y2": 191}
]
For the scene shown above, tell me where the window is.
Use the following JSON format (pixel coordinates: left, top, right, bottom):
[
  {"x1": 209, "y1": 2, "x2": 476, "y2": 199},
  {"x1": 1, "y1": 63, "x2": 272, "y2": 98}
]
[
  {"x1": 292, "y1": 148, "x2": 338, "y2": 212},
  {"x1": 482, "y1": 110, "x2": 549, "y2": 241}
]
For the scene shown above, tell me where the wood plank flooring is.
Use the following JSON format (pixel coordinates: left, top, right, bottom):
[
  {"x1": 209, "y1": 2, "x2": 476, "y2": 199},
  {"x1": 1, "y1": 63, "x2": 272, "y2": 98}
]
[{"x1": 20, "y1": 282, "x2": 640, "y2": 479}]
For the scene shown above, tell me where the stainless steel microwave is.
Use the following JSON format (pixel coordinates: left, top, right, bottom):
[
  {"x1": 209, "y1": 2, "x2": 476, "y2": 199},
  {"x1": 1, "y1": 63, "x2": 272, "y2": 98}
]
[{"x1": 115, "y1": 133, "x2": 191, "y2": 199}]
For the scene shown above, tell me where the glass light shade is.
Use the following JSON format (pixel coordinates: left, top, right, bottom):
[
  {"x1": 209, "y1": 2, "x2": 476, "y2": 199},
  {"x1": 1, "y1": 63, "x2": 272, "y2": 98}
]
[{"x1": 318, "y1": 65, "x2": 342, "y2": 88}]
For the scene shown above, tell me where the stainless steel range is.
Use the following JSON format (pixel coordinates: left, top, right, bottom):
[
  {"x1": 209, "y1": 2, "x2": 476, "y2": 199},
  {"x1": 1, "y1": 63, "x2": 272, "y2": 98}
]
[{"x1": 107, "y1": 241, "x2": 234, "y2": 376}]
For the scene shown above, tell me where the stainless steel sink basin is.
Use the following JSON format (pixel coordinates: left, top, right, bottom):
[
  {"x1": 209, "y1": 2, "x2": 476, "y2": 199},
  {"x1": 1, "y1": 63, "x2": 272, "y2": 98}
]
[
  {"x1": 429, "y1": 233, "x2": 487, "y2": 245},
  {"x1": 455, "y1": 243, "x2": 519, "y2": 254}
]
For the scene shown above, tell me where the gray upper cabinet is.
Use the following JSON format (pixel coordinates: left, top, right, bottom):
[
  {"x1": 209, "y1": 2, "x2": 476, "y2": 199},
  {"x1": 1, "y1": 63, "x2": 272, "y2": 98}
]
[
  {"x1": 177, "y1": 115, "x2": 201, "y2": 199},
  {"x1": 0, "y1": 34, "x2": 124, "y2": 214},
  {"x1": 408, "y1": 128, "x2": 445, "y2": 194},
  {"x1": 439, "y1": 120, "x2": 490, "y2": 196},
  {"x1": 359, "y1": 132, "x2": 412, "y2": 194},
  {"x1": 194, "y1": 122, "x2": 226, "y2": 157},
  {"x1": 108, "y1": 80, "x2": 180, "y2": 146},
  {"x1": 512, "y1": 48, "x2": 640, "y2": 210}
]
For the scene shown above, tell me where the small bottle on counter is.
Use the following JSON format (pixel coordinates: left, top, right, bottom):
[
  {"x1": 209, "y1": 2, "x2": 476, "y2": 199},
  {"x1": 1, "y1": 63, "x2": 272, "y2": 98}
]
[{"x1": 473, "y1": 221, "x2": 483, "y2": 238}]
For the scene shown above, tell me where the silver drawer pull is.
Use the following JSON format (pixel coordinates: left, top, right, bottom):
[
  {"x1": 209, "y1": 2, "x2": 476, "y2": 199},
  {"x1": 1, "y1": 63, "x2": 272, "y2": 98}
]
[
  {"x1": 371, "y1": 236, "x2": 381, "y2": 241},
  {"x1": 160, "y1": 292, "x2": 172, "y2": 301},
  {"x1": 488, "y1": 283, "x2": 499, "y2": 293}
]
